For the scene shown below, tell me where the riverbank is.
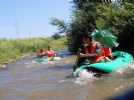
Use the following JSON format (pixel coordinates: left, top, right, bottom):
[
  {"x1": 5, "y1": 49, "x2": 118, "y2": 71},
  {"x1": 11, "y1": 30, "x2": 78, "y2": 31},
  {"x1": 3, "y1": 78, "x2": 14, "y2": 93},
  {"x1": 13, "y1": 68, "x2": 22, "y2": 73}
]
[{"x1": 0, "y1": 37, "x2": 67, "y2": 67}]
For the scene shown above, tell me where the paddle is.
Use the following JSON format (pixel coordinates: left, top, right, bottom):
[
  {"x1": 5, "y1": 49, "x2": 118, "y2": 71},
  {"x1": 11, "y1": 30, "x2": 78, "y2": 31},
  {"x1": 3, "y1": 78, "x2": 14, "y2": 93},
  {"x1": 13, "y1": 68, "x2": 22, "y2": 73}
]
[
  {"x1": 55, "y1": 53, "x2": 64, "y2": 58},
  {"x1": 73, "y1": 48, "x2": 81, "y2": 71}
]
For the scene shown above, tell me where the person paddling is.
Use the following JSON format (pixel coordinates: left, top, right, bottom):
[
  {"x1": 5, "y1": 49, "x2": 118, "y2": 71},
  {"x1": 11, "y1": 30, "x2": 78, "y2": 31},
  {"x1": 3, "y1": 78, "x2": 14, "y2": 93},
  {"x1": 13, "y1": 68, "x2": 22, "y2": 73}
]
[
  {"x1": 45, "y1": 46, "x2": 57, "y2": 58},
  {"x1": 37, "y1": 48, "x2": 46, "y2": 58},
  {"x1": 73, "y1": 34, "x2": 105, "y2": 71}
]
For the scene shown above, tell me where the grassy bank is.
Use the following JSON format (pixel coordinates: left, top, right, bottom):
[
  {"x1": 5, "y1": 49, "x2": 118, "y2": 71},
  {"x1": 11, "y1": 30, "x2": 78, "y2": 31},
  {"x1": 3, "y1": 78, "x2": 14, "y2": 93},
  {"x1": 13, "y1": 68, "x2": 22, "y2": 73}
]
[{"x1": 0, "y1": 37, "x2": 67, "y2": 66}]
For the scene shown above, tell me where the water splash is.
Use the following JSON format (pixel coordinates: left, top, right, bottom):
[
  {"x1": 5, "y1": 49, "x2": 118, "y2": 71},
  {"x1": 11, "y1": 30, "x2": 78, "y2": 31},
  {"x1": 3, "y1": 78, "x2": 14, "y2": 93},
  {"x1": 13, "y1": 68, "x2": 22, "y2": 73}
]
[
  {"x1": 108, "y1": 61, "x2": 134, "y2": 79},
  {"x1": 75, "y1": 69, "x2": 97, "y2": 85},
  {"x1": 115, "y1": 61, "x2": 134, "y2": 74}
]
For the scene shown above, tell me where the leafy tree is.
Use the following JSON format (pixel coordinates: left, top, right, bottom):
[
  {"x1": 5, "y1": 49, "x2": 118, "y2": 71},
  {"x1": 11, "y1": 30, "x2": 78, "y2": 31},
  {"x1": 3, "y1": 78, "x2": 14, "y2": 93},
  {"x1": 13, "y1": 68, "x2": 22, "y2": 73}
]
[
  {"x1": 50, "y1": 1, "x2": 112, "y2": 52},
  {"x1": 68, "y1": 1, "x2": 134, "y2": 52},
  {"x1": 96, "y1": 2, "x2": 134, "y2": 51},
  {"x1": 51, "y1": 33, "x2": 61, "y2": 40},
  {"x1": 49, "y1": 17, "x2": 67, "y2": 34},
  {"x1": 66, "y1": 1, "x2": 106, "y2": 52},
  {"x1": 50, "y1": 1, "x2": 134, "y2": 53}
]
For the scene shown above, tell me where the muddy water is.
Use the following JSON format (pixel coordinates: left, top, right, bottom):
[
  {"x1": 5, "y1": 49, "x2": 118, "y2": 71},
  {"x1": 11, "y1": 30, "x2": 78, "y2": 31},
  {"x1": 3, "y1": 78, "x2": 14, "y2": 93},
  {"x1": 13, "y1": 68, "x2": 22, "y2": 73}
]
[{"x1": 0, "y1": 50, "x2": 134, "y2": 100}]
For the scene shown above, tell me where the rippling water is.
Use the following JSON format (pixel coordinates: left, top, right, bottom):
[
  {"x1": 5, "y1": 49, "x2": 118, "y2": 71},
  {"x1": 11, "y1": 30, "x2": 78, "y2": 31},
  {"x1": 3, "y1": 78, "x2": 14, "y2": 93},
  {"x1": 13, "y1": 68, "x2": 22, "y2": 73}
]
[{"x1": 0, "y1": 50, "x2": 134, "y2": 100}]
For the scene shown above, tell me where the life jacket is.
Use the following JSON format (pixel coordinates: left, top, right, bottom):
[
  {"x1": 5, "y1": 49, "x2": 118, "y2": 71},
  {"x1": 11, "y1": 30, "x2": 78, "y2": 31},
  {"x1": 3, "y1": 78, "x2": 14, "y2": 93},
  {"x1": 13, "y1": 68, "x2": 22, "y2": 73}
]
[
  {"x1": 85, "y1": 42, "x2": 104, "y2": 64},
  {"x1": 103, "y1": 48, "x2": 113, "y2": 59},
  {"x1": 46, "y1": 49, "x2": 55, "y2": 58},
  {"x1": 38, "y1": 52, "x2": 45, "y2": 58}
]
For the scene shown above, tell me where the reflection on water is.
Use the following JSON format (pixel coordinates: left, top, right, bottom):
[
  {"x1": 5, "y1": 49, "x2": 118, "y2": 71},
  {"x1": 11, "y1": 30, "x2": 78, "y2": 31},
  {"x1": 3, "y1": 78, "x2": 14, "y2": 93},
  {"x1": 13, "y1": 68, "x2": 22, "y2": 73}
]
[{"x1": 0, "y1": 50, "x2": 134, "y2": 100}]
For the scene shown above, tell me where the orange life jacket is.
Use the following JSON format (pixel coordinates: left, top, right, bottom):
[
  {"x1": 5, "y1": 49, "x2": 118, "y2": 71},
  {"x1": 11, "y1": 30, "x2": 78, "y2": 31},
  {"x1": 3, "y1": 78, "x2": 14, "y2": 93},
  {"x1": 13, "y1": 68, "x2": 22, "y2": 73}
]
[
  {"x1": 46, "y1": 49, "x2": 55, "y2": 58},
  {"x1": 103, "y1": 48, "x2": 113, "y2": 58},
  {"x1": 38, "y1": 52, "x2": 45, "y2": 58},
  {"x1": 85, "y1": 42, "x2": 104, "y2": 64}
]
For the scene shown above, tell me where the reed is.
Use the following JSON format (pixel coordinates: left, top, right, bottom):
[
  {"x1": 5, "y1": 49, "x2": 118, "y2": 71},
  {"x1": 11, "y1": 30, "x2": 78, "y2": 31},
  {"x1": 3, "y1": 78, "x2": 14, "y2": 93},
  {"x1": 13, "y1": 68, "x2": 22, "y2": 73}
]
[{"x1": 0, "y1": 37, "x2": 67, "y2": 65}]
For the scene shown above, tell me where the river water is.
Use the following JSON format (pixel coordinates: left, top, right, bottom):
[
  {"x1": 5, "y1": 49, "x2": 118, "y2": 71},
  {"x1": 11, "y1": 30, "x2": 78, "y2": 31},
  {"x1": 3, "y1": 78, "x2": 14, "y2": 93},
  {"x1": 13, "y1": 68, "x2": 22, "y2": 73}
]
[{"x1": 0, "y1": 50, "x2": 134, "y2": 100}]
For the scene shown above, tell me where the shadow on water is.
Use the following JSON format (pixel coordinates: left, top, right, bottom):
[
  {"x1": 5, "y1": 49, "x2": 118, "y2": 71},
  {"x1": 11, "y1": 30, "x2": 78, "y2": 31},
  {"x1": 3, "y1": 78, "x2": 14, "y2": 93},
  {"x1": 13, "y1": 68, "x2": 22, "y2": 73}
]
[{"x1": 0, "y1": 67, "x2": 9, "y2": 70}]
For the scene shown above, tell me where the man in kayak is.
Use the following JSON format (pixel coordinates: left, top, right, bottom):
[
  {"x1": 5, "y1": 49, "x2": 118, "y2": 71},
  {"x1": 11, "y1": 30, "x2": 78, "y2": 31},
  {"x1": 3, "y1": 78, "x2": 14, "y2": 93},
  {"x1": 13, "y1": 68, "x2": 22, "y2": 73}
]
[
  {"x1": 37, "y1": 48, "x2": 46, "y2": 58},
  {"x1": 45, "y1": 46, "x2": 57, "y2": 58},
  {"x1": 37, "y1": 46, "x2": 57, "y2": 58},
  {"x1": 73, "y1": 34, "x2": 105, "y2": 71},
  {"x1": 45, "y1": 46, "x2": 63, "y2": 60}
]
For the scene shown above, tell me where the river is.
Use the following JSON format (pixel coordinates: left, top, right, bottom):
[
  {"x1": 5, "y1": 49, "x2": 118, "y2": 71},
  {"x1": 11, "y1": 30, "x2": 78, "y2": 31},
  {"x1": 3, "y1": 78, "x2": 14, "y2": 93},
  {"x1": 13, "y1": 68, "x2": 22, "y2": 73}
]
[{"x1": 0, "y1": 50, "x2": 134, "y2": 100}]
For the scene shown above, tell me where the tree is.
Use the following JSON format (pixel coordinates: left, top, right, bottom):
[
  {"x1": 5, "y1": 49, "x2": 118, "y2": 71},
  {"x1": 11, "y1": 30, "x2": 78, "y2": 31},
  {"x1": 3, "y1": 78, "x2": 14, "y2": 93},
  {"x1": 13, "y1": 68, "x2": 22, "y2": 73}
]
[
  {"x1": 51, "y1": 33, "x2": 61, "y2": 40},
  {"x1": 50, "y1": 1, "x2": 134, "y2": 52},
  {"x1": 67, "y1": 1, "x2": 134, "y2": 52},
  {"x1": 96, "y1": 2, "x2": 134, "y2": 51},
  {"x1": 66, "y1": 1, "x2": 104, "y2": 52},
  {"x1": 49, "y1": 17, "x2": 67, "y2": 34}
]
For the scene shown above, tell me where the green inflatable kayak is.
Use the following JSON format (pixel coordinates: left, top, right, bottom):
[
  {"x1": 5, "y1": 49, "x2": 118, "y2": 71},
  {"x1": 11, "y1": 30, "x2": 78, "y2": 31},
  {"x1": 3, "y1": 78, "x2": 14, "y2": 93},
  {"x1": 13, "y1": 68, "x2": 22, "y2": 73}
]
[
  {"x1": 74, "y1": 51, "x2": 133, "y2": 77},
  {"x1": 36, "y1": 56, "x2": 61, "y2": 63}
]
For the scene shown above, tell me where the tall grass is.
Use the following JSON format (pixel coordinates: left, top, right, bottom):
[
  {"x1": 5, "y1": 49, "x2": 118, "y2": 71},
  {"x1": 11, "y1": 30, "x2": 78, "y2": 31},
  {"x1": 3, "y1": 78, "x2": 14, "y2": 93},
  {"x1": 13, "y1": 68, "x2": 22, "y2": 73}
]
[{"x1": 0, "y1": 37, "x2": 67, "y2": 65}]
